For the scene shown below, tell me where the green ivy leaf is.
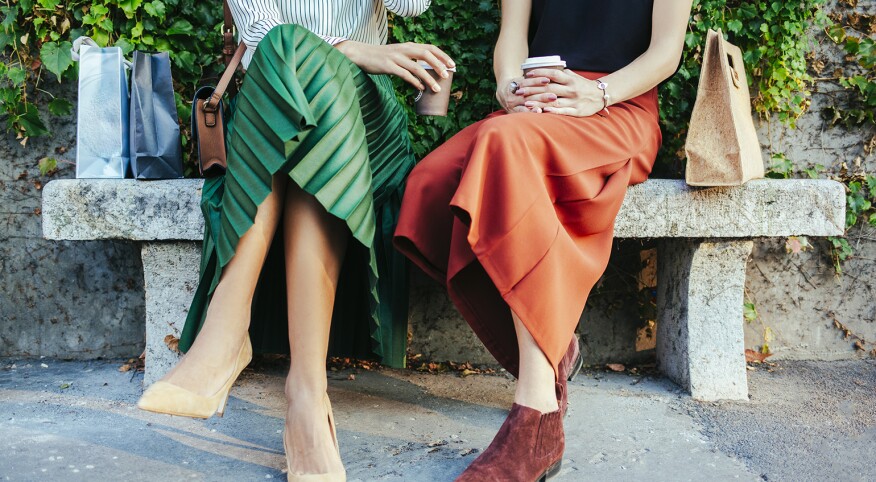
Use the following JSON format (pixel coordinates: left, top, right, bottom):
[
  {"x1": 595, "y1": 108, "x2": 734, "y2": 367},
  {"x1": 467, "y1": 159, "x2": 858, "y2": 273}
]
[
  {"x1": 167, "y1": 19, "x2": 195, "y2": 36},
  {"x1": 40, "y1": 41, "x2": 74, "y2": 80},
  {"x1": 15, "y1": 104, "x2": 50, "y2": 137},
  {"x1": 38, "y1": 157, "x2": 58, "y2": 176},
  {"x1": 7, "y1": 67, "x2": 26, "y2": 85},
  {"x1": 118, "y1": 0, "x2": 144, "y2": 19},
  {"x1": 47, "y1": 98, "x2": 73, "y2": 116},
  {"x1": 743, "y1": 302, "x2": 758, "y2": 322},
  {"x1": 144, "y1": 0, "x2": 166, "y2": 19}
]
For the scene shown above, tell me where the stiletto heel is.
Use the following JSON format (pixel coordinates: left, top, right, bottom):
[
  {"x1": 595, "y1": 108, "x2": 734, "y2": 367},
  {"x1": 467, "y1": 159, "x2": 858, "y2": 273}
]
[
  {"x1": 283, "y1": 394, "x2": 346, "y2": 481},
  {"x1": 137, "y1": 334, "x2": 252, "y2": 419}
]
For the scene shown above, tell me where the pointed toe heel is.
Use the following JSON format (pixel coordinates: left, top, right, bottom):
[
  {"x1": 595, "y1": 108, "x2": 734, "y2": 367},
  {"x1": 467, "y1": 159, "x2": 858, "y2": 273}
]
[{"x1": 137, "y1": 335, "x2": 252, "y2": 419}]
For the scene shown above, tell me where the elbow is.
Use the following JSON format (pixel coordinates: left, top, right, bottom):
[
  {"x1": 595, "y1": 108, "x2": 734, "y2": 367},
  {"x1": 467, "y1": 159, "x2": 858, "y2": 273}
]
[{"x1": 658, "y1": 46, "x2": 684, "y2": 82}]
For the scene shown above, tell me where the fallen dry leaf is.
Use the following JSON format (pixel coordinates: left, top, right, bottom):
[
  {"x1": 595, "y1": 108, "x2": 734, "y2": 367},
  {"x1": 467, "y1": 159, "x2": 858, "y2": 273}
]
[
  {"x1": 119, "y1": 364, "x2": 132, "y2": 373},
  {"x1": 606, "y1": 363, "x2": 625, "y2": 372},
  {"x1": 164, "y1": 334, "x2": 180, "y2": 353},
  {"x1": 745, "y1": 349, "x2": 774, "y2": 363}
]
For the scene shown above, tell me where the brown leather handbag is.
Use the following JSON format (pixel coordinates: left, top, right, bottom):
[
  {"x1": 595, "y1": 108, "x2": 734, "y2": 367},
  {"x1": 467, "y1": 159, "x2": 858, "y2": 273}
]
[{"x1": 192, "y1": 0, "x2": 246, "y2": 177}]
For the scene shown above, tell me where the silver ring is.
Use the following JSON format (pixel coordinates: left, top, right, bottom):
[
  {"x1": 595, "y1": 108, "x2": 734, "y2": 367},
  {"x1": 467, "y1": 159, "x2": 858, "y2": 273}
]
[{"x1": 415, "y1": 90, "x2": 424, "y2": 102}]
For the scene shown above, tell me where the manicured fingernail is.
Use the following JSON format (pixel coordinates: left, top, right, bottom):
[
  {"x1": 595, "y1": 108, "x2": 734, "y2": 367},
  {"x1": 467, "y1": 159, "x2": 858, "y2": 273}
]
[
  {"x1": 433, "y1": 84, "x2": 441, "y2": 92},
  {"x1": 441, "y1": 70, "x2": 448, "y2": 78},
  {"x1": 525, "y1": 72, "x2": 534, "y2": 78},
  {"x1": 548, "y1": 94, "x2": 557, "y2": 100},
  {"x1": 449, "y1": 59, "x2": 456, "y2": 67},
  {"x1": 540, "y1": 78, "x2": 549, "y2": 84},
  {"x1": 524, "y1": 101, "x2": 534, "y2": 107},
  {"x1": 516, "y1": 89, "x2": 524, "y2": 95}
]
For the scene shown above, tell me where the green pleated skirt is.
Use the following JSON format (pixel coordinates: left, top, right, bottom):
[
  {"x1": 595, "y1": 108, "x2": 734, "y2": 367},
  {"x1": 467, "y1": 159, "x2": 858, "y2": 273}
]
[{"x1": 178, "y1": 25, "x2": 416, "y2": 368}]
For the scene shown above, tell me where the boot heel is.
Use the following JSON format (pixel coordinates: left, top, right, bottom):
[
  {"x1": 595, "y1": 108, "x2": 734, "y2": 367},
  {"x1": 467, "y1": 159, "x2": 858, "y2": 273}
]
[
  {"x1": 538, "y1": 460, "x2": 562, "y2": 481},
  {"x1": 567, "y1": 337, "x2": 584, "y2": 381}
]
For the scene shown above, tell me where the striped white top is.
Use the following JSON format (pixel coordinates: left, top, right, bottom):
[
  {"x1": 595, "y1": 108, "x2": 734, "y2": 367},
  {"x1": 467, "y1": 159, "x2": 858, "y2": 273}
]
[{"x1": 228, "y1": 0, "x2": 432, "y2": 68}]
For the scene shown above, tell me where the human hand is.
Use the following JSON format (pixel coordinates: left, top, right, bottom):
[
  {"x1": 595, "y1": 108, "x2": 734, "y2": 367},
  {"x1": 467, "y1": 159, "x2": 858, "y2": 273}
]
[
  {"x1": 337, "y1": 41, "x2": 455, "y2": 93},
  {"x1": 495, "y1": 76, "x2": 530, "y2": 114},
  {"x1": 515, "y1": 69, "x2": 606, "y2": 117}
]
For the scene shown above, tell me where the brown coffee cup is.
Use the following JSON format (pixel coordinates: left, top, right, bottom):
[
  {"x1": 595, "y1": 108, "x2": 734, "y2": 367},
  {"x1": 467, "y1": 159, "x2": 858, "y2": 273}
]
[
  {"x1": 414, "y1": 62, "x2": 455, "y2": 116},
  {"x1": 521, "y1": 55, "x2": 566, "y2": 75}
]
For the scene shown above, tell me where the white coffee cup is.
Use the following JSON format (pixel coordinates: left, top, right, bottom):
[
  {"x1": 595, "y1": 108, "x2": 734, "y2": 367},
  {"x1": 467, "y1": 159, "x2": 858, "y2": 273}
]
[{"x1": 521, "y1": 55, "x2": 566, "y2": 74}]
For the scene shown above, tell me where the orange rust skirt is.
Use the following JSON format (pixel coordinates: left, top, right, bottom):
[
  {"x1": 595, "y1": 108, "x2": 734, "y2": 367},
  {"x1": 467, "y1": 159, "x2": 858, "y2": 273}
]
[{"x1": 394, "y1": 74, "x2": 661, "y2": 378}]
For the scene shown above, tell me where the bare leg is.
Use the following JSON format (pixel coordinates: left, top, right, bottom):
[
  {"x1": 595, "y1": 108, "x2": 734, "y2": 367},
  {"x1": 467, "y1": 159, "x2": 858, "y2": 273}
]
[
  {"x1": 512, "y1": 311, "x2": 560, "y2": 413},
  {"x1": 281, "y1": 183, "x2": 348, "y2": 475},
  {"x1": 160, "y1": 176, "x2": 287, "y2": 397}
]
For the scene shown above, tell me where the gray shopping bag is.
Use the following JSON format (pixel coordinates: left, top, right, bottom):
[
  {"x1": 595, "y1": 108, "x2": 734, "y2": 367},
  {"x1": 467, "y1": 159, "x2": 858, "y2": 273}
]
[
  {"x1": 129, "y1": 51, "x2": 183, "y2": 179},
  {"x1": 72, "y1": 37, "x2": 131, "y2": 178}
]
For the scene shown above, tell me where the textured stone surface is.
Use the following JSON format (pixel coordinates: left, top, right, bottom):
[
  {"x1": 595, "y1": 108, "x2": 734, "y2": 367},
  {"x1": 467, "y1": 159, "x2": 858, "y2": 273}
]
[
  {"x1": 1, "y1": 82, "x2": 146, "y2": 360},
  {"x1": 141, "y1": 242, "x2": 200, "y2": 385},
  {"x1": 657, "y1": 239, "x2": 753, "y2": 401},
  {"x1": 42, "y1": 178, "x2": 845, "y2": 241},
  {"x1": 42, "y1": 179, "x2": 205, "y2": 241}
]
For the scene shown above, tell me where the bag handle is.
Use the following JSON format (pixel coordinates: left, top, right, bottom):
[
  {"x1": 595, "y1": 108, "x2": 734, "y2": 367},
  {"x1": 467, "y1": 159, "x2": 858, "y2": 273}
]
[{"x1": 70, "y1": 35, "x2": 133, "y2": 69}]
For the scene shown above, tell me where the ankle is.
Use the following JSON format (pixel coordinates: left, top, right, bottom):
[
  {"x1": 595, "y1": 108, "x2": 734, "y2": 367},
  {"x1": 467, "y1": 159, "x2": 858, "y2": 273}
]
[
  {"x1": 285, "y1": 375, "x2": 328, "y2": 404},
  {"x1": 514, "y1": 383, "x2": 559, "y2": 414}
]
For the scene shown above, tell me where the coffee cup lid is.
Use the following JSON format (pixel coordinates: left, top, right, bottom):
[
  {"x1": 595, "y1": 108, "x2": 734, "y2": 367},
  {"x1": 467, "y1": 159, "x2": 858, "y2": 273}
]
[
  {"x1": 417, "y1": 60, "x2": 457, "y2": 72},
  {"x1": 521, "y1": 55, "x2": 566, "y2": 69}
]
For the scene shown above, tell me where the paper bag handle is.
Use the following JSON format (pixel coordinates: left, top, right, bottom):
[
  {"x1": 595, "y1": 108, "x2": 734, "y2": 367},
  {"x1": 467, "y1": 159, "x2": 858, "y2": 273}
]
[{"x1": 71, "y1": 36, "x2": 133, "y2": 69}]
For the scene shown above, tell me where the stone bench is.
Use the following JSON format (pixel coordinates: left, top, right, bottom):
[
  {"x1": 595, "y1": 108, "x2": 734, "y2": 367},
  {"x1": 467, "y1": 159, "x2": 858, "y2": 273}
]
[{"x1": 42, "y1": 178, "x2": 846, "y2": 401}]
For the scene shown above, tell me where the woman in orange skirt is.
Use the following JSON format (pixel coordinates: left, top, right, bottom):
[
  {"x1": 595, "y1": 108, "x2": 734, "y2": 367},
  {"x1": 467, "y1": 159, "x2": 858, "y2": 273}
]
[{"x1": 395, "y1": 0, "x2": 693, "y2": 479}]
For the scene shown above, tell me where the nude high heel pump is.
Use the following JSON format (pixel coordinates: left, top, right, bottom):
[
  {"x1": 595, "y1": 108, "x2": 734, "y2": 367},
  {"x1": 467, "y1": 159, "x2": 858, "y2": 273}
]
[
  {"x1": 137, "y1": 334, "x2": 253, "y2": 419},
  {"x1": 284, "y1": 394, "x2": 346, "y2": 481}
]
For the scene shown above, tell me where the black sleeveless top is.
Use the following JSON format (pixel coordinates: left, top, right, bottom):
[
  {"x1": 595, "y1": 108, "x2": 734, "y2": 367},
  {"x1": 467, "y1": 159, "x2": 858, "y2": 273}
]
[{"x1": 528, "y1": 0, "x2": 654, "y2": 72}]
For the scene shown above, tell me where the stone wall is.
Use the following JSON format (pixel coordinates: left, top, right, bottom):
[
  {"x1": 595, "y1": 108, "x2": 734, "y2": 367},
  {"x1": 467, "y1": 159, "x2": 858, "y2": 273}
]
[{"x1": 0, "y1": 86, "x2": 145, "y2": 359}]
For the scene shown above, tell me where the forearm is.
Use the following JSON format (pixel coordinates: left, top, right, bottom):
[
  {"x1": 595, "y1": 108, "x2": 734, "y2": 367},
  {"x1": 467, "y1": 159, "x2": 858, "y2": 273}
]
[
  {"x1": 598, "y1": 49, "x2": 681, "y2": 106},
  {"x1": 494, "y1": 0, "x2": 531, "y2": 85},
  {"x1": 600, "y1": 0, "x2": 691, "y2": 106}
]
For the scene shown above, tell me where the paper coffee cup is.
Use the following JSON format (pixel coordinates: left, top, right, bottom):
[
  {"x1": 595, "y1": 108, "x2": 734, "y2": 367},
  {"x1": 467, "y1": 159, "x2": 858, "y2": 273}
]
[
  {"x1": 414, "y1": 61, "x2": 456, "y2": 116},
  {"x1": 521, "y1": 55, "x2": 566, "y2": 74}
]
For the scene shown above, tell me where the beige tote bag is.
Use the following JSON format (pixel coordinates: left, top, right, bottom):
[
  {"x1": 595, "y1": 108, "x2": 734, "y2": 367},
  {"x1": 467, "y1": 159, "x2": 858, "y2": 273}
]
[{"x1": 685, "y1": 29, "x2": 765, "y2": 186}]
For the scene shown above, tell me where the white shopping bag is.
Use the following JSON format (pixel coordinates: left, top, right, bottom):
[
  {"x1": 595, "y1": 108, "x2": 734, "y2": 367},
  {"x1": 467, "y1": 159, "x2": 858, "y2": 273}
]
[{"x1": 72, "y1": 37, "x2": 132, "y2": 178}]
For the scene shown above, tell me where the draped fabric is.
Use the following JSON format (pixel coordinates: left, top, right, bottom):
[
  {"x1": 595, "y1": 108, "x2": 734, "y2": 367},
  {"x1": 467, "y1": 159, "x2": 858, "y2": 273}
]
[
  {"x1": 180, "y1": 25, "x2": 416, "y2": 367},
  {"x1": 395, "y1": 77, "x2": 662, "y2": 377}
]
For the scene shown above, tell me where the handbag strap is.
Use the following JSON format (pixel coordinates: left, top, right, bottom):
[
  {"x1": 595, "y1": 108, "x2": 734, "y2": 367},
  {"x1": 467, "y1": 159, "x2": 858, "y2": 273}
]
[
  {"x1": 204, "y1": 43, "x2": 246, "y2": 113},
  {"x1": 223, "y1": 0, "x2": 236, "y2": 67},
  {"x1": 204, "y1": 0, "x2": 246, "y2": 113}
]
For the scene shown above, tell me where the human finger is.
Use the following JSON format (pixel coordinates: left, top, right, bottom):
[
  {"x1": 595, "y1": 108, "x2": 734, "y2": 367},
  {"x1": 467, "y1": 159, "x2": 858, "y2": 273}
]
[
  {"x1": 522, "y1": 92, "x2": 558, "y2": 106},
  {"x1": 391, "y1": 63, "x2": 425, "y2": 91},
  {"x1": 417, "y1": 49, "x2": 451, "y2": 78},
  {"x1": 424, "y1": 44, "x2": 456, "y2": 70},
  {"x1": 404, "y1": 58, "x2": 441, "y2": 92},
  {"x1": 525, "y1": 68, "x2": 571, "y2": 85}
]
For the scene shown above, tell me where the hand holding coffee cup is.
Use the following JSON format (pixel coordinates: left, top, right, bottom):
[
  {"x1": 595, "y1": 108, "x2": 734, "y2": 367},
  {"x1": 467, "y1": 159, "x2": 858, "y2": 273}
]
[
  {"x1": 414, "y1": 61, "x2": 456, "y2": 116},
  {"x1": 516, "y1": 55, "x2": 566, "y2": 112}
]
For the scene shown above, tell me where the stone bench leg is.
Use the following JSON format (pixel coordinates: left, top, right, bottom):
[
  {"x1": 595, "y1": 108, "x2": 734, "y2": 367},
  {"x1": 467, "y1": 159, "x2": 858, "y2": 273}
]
[
  {"x1": 656, "y1": 239, "x2": 753, "y2": 401},
  {"x1": 141, "y1": 242, "x2": 201, "y2": 386}
]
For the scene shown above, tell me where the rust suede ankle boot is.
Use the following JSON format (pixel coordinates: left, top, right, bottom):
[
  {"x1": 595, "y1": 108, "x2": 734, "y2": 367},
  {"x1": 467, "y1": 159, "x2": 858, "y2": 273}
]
[{"x1": 455, "y1": 404, "x2": 564, "y2": 482}]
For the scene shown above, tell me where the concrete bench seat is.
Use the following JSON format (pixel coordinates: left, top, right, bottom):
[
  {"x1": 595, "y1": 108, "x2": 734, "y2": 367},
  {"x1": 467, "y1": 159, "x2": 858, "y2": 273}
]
[{"x1": 42, "y1": 178, "x2": 846, "y2": 400}]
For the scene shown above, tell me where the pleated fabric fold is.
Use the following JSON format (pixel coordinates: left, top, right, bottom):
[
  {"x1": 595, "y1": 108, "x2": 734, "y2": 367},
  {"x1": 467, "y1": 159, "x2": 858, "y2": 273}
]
[{"x1": 180, "y1": 24, "x2": 416, "y2": 367}]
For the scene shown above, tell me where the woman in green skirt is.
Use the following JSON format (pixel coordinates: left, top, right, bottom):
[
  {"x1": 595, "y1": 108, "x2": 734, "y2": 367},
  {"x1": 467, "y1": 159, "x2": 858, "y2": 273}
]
[{"x1": 136, "y1": 1, "x2": 453, "y2": 480}]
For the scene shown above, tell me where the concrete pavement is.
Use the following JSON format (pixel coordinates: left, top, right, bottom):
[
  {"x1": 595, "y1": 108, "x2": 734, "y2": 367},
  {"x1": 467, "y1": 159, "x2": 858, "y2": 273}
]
[{"x1": 1, "y1": 358, "x2": 873, "y2": 481}]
